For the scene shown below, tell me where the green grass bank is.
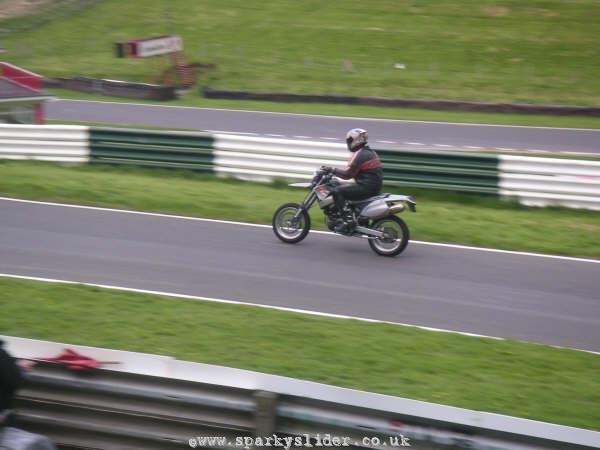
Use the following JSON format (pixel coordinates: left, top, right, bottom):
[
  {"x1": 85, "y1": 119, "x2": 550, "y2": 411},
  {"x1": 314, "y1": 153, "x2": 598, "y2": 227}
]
[
  {"x1": 1, "y1": 277, "x2": 599, "y2": 431},
  {"x1": 2, "y1": 0, "x2": 600, "y2": 107}
]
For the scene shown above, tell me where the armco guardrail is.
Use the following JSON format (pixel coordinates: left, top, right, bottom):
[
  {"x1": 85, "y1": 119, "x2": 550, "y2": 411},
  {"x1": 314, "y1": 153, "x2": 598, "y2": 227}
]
[
  {"x1": 89, "y1": 127, "x2": 215, "y2": 170},
  {"x1": 1, "y1": 124, "x2": 599, "y2": 210},
  {"x1": 0, "y1": 124, "x2": 89, "y2": 163},
  {"x1": 3, "y1": 336, "x2": 599, "y2": 450}
]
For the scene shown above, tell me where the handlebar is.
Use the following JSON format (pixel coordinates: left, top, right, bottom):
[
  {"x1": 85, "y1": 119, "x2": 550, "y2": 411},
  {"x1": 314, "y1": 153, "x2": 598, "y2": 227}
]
[{"x1": 310, "y1": 169, "x2": 334, "y2": 189}]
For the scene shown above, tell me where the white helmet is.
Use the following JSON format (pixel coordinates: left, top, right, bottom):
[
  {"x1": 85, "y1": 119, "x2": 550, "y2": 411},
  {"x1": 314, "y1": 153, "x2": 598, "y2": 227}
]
[{"x1": 345, "y1": 128, "x2": 368, "y2": 152}]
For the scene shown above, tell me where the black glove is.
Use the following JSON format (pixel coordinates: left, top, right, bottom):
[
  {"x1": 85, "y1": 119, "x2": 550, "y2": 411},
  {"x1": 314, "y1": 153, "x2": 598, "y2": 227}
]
[{"x1": 320, "y1": 166, "x2": 334, "y2": 173}]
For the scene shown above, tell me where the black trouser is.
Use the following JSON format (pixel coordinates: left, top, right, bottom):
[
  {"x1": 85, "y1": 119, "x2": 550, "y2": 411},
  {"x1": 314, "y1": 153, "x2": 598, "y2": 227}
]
[{"x1": 332, "y1": 183, "x2": 379, "y2": 214}]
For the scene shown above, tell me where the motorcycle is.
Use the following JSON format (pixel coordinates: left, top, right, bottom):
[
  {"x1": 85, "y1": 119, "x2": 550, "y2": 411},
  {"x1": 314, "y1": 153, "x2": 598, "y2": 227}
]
[{"x1": 272, "y1": 168, "x2": 416, "y2": 257}]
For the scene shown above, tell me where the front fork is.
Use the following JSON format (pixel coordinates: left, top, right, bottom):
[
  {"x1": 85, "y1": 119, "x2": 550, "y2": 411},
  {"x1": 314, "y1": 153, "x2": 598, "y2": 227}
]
[{"x1": 292, "y1": 192, "x2": 317, "y2": 222}]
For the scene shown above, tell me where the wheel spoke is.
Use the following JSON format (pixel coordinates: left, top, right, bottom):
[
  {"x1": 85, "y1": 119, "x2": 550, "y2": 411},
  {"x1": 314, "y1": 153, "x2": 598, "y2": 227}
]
[{"x1": 278, "y1": 210, "x2": 303, "y2": 237}]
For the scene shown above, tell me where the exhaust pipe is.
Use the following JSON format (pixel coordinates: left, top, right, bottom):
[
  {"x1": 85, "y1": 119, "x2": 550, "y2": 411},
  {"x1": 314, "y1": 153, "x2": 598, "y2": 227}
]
[{"x1": 388, "y1": 203, "x2": 405, "y2": 214}]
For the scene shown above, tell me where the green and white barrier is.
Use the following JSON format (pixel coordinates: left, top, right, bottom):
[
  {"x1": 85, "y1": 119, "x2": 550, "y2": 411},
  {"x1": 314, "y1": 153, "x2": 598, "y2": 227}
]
[{"x1": 1, "y1": 124, "x2": 599, "y2": 210}]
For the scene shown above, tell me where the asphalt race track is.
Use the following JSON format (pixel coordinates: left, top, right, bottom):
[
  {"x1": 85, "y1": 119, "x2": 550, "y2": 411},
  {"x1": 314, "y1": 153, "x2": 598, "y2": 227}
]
[
  {"x1": 46, "y1": 99, "x2": 600, "y2": 155},
  {"x1": 2, "y1": 198, "x2": 599, "y2": 352}
]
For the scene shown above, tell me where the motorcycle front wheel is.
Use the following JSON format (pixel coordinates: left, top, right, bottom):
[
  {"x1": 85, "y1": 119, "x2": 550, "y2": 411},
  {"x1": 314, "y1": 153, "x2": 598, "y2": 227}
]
[
  {"x1": 272, "y1": 203, "x2": 311, "y2": 244},
  {"x1": 368, "y1": 215, "x2": 409, "y2": 257}
]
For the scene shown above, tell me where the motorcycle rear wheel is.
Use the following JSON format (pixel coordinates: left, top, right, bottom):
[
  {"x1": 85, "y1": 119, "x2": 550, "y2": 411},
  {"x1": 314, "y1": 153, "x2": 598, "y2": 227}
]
[
  {"x1": 272, "y1": 203, "x2": 311, "y2": 244},
  {"x1": 368, "y1": 215, "x2": 409, "y2": 257}
]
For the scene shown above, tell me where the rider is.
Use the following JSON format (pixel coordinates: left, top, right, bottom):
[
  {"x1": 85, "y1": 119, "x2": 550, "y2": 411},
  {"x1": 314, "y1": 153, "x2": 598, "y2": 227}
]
[{"x1": 322, "y1": 128, "x2": 383, "y2": 233}]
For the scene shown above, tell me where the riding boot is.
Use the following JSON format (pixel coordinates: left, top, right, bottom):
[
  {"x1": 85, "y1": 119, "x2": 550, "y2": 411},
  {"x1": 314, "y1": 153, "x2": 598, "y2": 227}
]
[{"x1": 334, "y1": 221, "x2": 349, "y2": 234}]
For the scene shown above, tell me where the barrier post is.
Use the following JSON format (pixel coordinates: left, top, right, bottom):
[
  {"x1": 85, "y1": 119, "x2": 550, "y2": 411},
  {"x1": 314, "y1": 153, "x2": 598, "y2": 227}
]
[{"x1": 254, "y1": 391, "x2": 277, "y2": 438}]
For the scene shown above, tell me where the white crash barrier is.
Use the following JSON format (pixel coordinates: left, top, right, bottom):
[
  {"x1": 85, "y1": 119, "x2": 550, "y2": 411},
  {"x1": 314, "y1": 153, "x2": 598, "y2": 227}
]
[
  {"x1": 0, "y1": 124, "x2": 90, "y2": 163},
  {"x1": 499, "y1": 154, "x2": 600, "y2": 210},
  {"x1": 213, "y1": 133, "x2": 348, "y2": 181},
  {"x1": 2, "y1": 125, "x2": 600, "y2": 211}
]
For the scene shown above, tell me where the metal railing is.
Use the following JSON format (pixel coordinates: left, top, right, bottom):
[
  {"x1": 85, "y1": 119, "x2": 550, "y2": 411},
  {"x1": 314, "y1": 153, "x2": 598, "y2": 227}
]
[
  {"x1": 16, "y1": 366, "x2": 255, "y2": 450},
  {"x1": 4, "y1": 336, "x2": 599, "y2": 450}
]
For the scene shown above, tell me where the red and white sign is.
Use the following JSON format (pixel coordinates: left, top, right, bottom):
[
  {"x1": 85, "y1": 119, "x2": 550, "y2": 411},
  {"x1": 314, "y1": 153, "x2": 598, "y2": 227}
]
[{"x1": 130, "y1": 35, "x2": 183, "y2": 58}]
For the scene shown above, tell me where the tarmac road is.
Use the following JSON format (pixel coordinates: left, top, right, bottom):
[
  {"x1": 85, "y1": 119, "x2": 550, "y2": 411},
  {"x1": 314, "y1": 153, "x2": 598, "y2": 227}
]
[
  {"x1": 2, "y1": 198, "x2": 599, "y2": 352},
  {"x1": 46, "y1": 99, "x2": 600, "y2": 155}
]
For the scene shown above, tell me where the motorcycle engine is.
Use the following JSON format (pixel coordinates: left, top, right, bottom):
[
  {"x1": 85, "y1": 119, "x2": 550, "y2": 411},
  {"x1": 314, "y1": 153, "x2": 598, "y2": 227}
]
[
  {"x1": 324, "y1": 206, "x2": 340, "y2": 231},
  {"x1": 325, "y1": 216, "x2": 338, "y2": 231}
]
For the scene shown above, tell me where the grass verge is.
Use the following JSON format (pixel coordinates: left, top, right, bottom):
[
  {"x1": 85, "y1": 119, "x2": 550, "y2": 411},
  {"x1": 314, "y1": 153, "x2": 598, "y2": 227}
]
[
  {"x1": 1, "y1": 276, "x2": 598, "y2": 431},
  {"x1": 1, "y1": 161, "x2": 599, "y2": 258}
]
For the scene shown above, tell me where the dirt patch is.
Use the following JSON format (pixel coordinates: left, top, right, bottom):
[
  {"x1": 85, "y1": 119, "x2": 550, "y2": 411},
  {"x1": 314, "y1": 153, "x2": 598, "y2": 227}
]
[
  {"x1": 568, "y1": 222, "x2": 600, "y2": 233},
  {"x1": 482, "y1": 6, "x2": 510, "y2": 17},
  {"x1": 0, "y1": 0, "x2": 53, "y2": 19},
  {"x1": 533, "y1": 8, "x2": 559, "y2": 18}
]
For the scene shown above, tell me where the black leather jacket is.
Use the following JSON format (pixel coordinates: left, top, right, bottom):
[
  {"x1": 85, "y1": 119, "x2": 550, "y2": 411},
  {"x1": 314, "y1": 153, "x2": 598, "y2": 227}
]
[
  {"x1": 0, "y1": 340, "x2": 23, "y2": 412},
  {"x1": 333, "y1": 145, "x2": 383, "y2": 190}
]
